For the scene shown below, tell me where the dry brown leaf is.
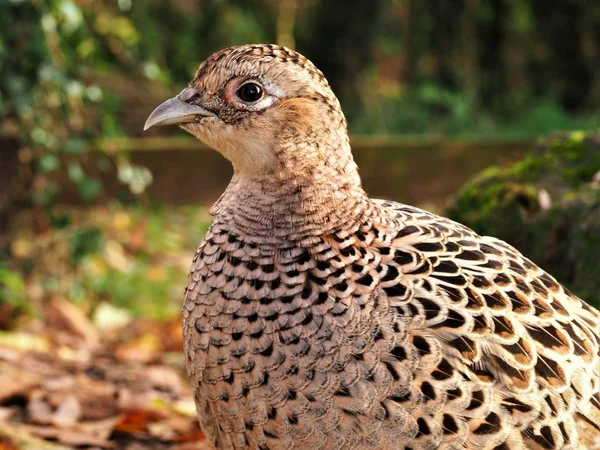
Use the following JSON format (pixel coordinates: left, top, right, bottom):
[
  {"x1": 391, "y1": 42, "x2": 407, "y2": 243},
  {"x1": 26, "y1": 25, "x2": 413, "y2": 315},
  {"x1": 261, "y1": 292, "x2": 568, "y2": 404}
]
[
  {"x1": 50, "y1": 395, "x2": 81, "y2": 427},
  {"x1": 144, "y1": 365, "x2": 184, "y2": 396},
  {"x1": 173, "y1": 426, "x2": 207, "y2": 444},
  {"x1": 0, "y1": 347, "x2": 19, "y2": 361},
  {"x1": 46, "y1": 297, "x2": 99, "y2": 346},
  {"x1": 115, "y1": 333, "x2": 161, "y2": 363},
  {"x1": 127, "y1": 225, "x2": 147, "y2": 253},
  {"x1": 45, "y1": 375, "x2": 118, "y2": 422},
  {"x1": 0, "y1": 442, "x2": 19, "y2": 450},
  {"x1": 0, "y1": 363, "x2": 41, "y2": 402},
  {"x1": 22, "y1": 423, "x2": 115, "y2": 448},
  {"x1": 0, "y1": 303, "x2": 18, "y2": 331},
  {"x1": 0, "y1": 423, "x2": 71, "y2": 450},
  {"x1": 75, "y1": 417, "x2": 120, "y2": 442},
  {"x1": 159, "y1": 318, "x2": 184, "y2": 352},
  {"x1": 0, "y1": 308, "x2": 206, "y2": 449},
  {"x1": 113, "y1": 407, "x2": 165, "y2": 434},
  {"x1": 28, "y1": 391, "x2": 54, "y2": 424},
  {"x1": 148, "y1": 414, "x2": 198, "y2": 441},
  {"x1": 0, "y1": 407, "x2": 14, "y2": 422}
]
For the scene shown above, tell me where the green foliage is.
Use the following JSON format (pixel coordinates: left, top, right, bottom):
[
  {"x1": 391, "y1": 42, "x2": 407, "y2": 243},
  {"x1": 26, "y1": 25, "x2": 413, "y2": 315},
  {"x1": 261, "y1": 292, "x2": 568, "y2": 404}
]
[
  {"x1": 0, "y1": 268, "x2": 27, "y2": 310},
  {"x1": 351, "y1": 87, "x2": 599, "y2": 137},
  {"x1": 127, "y1": 0, "x2": 274, "y2": 85},
  {"x1": 0, "y1": 0, "x2": 151, "y2": 209},
  {"x1": 449, "y1": 132, "x2": 600, "y2": 229},
  {"x1": 69, "y1": 227, "x2": 103, "y2": 262},
  {"x1": 0, "y1": 2, "x2": 159, "y2": 324},
  {"x1": 448, "y1": 132, "x2": 600, "y2": 308}
]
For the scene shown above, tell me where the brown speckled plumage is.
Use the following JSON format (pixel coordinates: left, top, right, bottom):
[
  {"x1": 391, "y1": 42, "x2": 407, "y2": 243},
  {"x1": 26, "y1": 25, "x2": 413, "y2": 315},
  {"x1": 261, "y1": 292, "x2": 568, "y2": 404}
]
[{"x1": 146, "y1": 45, "x2": 600, "y2": 450}]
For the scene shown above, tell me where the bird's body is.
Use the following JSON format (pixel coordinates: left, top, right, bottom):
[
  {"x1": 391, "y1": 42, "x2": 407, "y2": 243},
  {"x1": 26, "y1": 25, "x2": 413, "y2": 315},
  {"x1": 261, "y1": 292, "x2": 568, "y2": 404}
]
[{"x1": 145, "y1": 44, "x2": 600, "y2": 450}]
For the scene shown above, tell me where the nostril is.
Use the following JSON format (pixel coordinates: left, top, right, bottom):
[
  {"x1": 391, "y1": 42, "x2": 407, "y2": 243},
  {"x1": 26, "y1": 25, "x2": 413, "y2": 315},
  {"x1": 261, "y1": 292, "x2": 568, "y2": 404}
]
[
  {"x1": 188, "y1": 93, "x2": 201, "y2": 104},
  {"x1": 179, "y1": 87, "x2": 200, "y2": 103}
]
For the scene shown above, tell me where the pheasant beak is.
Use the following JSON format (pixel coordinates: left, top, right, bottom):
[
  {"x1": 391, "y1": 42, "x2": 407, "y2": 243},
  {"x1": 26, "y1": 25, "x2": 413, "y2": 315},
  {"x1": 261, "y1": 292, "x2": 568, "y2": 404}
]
[{"x1": 144, "y1": 88, "x2": 216, "y2": 131}]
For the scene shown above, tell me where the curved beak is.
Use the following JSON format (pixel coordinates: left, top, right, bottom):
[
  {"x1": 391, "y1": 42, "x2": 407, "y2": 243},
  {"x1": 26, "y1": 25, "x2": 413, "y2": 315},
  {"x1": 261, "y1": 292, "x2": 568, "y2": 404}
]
[{"x1": 144, "y1": 90, "x2": 216, "y2": 131}]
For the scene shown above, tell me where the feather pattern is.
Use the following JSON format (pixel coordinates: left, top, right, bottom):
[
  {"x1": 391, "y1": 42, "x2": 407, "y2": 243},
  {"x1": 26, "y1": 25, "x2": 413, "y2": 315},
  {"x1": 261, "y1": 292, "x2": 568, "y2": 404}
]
[
  {"x1": 184, "y1": 200, "x2": 600, "y2": 450},
  {"x1": 145, "y1": 44, "x2": 600, "y2": 450}
]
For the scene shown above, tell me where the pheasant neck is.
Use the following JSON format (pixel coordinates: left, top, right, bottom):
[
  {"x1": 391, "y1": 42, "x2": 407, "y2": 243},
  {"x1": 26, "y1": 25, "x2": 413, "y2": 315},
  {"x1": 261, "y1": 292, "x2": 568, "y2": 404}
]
[{"x1": 211, "y1": 140, "x2": 369, "y2": 243}]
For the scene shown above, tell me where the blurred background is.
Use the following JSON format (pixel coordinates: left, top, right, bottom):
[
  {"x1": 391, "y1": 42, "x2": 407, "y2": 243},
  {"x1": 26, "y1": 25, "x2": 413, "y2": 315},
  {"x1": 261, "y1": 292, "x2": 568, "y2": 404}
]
[{"x1": 0, "y1": 1, "x2": 599, "y2": 448}]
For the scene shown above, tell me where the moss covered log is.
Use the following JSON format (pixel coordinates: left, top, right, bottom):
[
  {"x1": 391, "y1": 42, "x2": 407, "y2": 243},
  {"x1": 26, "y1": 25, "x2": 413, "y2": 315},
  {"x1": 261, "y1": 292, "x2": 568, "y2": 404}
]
[{"x1": 447, "y1": 132, "x2": 600, "y2": 308}]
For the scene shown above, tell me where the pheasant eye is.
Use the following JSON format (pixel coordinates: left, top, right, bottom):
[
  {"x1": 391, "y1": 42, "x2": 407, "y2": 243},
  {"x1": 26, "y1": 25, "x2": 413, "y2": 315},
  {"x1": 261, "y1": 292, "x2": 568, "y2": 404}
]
[{"x1": 237, "y1": 82, "x2": 263, "y2": 103}]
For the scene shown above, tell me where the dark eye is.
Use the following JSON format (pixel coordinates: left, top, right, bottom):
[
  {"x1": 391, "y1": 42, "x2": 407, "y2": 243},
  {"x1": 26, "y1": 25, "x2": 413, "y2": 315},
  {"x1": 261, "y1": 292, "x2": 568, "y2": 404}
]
[{"x1": 237, "y1": 82, "x2": 263, "y2": 103}]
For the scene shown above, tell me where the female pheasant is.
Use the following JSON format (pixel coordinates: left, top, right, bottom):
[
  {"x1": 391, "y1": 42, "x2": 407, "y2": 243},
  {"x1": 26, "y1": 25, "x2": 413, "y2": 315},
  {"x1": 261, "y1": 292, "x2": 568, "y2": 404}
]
[{"x1": 144, "y1": 45, "x2": 600, "y2": 450}]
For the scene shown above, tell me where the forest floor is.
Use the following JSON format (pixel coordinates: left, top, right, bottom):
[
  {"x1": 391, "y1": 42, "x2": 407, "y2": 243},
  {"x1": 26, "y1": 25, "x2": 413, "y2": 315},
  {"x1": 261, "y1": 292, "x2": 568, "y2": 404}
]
[
  {"x1": 0, "y1": 300, "x2": 209, "y2": 449},
  {"x1": 1, "y1": 205, "x2": 213, "y2": 449}
]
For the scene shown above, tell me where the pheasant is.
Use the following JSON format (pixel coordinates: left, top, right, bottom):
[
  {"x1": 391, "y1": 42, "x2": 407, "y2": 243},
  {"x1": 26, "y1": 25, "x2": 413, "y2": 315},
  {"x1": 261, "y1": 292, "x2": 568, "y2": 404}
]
[{"x1": 144, "y1": 44, "x2": 600, "y2": 450}]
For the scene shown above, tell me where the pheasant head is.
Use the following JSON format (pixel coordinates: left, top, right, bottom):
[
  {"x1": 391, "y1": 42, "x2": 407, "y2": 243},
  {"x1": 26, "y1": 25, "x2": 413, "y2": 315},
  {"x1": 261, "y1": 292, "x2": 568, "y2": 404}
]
[{"x1": 145, "y1": 44, "x2": 355, "y2": 180}]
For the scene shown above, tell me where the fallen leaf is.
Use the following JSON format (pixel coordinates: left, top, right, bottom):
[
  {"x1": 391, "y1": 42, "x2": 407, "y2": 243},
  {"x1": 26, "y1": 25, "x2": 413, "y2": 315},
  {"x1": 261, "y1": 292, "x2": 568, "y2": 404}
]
[
  {"x1": 76, "y1": 416, "x2": 120, "y2": 441},
  {"x1": 0, "y1": 407, "x2": 14, "y2": 422},
  {"x1": 173, "y1": 398, "x2": 197, "y2": 418},
  {"x1": 113, "y1": 407, "x2": 164, "y2": 434},
  {"x1": 145, "y1": 365, "x2": 183, "y2": 396},
  {"x1": 0, "y1": 363, "x2": 41, "y2": 402},
  {"x1": 0, "y1": 347, "x2": 18, "y2": 362},
  {"x1": 28, "y1": 391, "x2": 54, "y2": 424},
  {"x1": 11, "y1": 237, "x2": 34, "y2": 259},
  {"x1": 0, "y1": 423, "x2": 71, "y2": 450},
  {"x1": 45, "y1": 374, "x2": 118, "y2": 422},
  {"x1": 51, "y1": 395, "x2": 81, "y2": 427},
  {"x1": 22, "y1": 423, "x2": 115, "y2": 448},
  {"x1": 0, "y1": 304, "x2": 206, "y2": 449},
  {"x1": 115, "y1": 333, "x2": 161, "y2": 363},
  {"x1": 56, "y1": 345, "x2": 92, "y2": 363},
  {"x1": 46, "y1": 297, "x2": 99, "y2": 346},
  {"x1": 93, "y1": 302, "x2": 132, "y2": 331},
  {"x1": 159, "y1": 318, "x2": 184, "y2": 352},
  {"x1": 111, "y1": 211, "x2": 131, "y2": 232},
  {"x1": 0, "y1": 331, "x2": 49, "y2": 353},
  {"x1": 103, "y1": 240, "x2": 134, "y2": 272}
]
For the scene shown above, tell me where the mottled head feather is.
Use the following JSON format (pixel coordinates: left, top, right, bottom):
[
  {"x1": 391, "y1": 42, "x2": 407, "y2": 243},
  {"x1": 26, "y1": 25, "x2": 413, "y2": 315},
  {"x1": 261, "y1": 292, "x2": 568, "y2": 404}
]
[
  {"x1": 193, "y1": 44, "x2": 329, "y2": 88},
  {"x1": 180, "y1": 44, "x2": 351, "y2": 177}
]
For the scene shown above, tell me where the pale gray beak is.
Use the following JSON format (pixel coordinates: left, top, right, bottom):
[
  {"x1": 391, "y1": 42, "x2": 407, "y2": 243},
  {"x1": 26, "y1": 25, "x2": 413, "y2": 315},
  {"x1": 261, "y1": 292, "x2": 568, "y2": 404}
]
[{"x1": 144, "y1": 89, "x2": 216, "y2": 131}]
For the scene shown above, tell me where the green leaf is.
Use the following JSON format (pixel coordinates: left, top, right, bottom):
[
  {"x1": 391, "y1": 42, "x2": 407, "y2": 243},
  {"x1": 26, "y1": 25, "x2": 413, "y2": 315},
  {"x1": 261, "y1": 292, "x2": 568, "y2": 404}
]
[
  {"x1": 68, "y1": 162, "x2": 85, "y2": 183},
  {"x1": 39, "y1": 154, "x2": 60, "y2": 172},
  {"x1": 69, "y1": 227, "x2": 103, "y2": 262},
  {"x1": 34, "y1": 182, "x2": 59, "y2": 206},
  {"x1": 78, "y1": 177, "x2": 101, "y2": 203},
  {"x1": 0, "y1": 268, "x2": 26, "y2": 308},
  {"x1": 50, "y1": 211, "x2": 71, "y2": 229},
  {"x1": 64, "y1": 137, "x2": 88, "y2": 154}
]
